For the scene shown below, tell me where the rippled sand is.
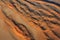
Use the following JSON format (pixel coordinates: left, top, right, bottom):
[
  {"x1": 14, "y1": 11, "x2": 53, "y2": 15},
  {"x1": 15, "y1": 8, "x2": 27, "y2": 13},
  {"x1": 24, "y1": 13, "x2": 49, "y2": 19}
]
[{"x1": 0, "y1": 0, "x2": 60, "y2": 40}]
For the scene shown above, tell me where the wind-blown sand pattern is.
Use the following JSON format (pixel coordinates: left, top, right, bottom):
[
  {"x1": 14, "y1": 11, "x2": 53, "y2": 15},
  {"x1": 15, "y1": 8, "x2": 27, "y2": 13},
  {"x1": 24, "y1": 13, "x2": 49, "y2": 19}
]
[{"x1": 0, "y1": 0, "x2": 60, "y2": 40}]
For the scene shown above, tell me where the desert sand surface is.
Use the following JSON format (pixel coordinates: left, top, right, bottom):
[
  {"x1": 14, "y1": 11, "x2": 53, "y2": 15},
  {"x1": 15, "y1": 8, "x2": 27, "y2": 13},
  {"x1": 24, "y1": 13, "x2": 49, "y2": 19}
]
[{"x1": 0, "y1": 0, "x2": 60, "y2": 40}]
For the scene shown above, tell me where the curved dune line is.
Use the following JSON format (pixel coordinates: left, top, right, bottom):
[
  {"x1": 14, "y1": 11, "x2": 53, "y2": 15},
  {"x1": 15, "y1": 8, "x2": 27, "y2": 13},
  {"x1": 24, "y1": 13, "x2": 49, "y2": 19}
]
[{"x1": 0, "y1": 9, "x2": 29, "y2": 40}]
